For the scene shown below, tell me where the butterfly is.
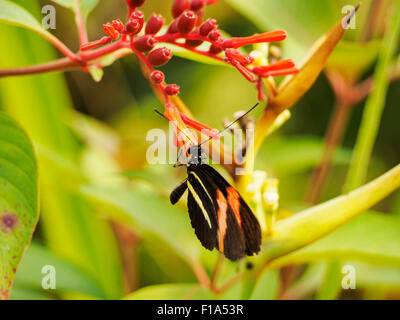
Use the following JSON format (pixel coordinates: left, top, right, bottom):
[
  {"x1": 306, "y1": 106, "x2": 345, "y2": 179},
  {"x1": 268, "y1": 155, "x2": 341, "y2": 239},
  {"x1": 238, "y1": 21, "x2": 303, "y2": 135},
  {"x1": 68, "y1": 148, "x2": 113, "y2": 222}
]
[{"x1": 161, "y1": 103, "x2": 262, "y2": 261}]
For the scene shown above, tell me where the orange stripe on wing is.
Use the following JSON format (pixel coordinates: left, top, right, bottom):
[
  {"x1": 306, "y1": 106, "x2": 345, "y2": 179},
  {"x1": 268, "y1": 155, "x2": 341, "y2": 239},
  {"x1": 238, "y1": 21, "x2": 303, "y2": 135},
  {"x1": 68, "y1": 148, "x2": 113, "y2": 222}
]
[
  {"x1": 227, "y1": 186, "x2": 242, "y2": 227},
  {"x1": 216, "y1": 190, "x2": 228, "y2": 253}
]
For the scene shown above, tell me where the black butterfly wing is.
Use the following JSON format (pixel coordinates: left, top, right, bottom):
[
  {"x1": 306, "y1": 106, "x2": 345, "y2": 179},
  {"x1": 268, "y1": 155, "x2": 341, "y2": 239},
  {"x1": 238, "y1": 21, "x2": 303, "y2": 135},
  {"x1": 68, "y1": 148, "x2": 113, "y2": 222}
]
[{"x1": 193, "y1": 164, "x2": 262, "y2": 258}]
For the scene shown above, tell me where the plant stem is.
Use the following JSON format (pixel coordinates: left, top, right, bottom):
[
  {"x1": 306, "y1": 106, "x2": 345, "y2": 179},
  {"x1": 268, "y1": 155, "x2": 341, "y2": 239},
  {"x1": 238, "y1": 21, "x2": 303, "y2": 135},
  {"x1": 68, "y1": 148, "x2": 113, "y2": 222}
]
[
  {"x1": 74, "y1": 0, "x2": 88, "y2": 45},
  {"x1": 344, "y1": 1, "x2": 400, "y2": 192},
  {"x1": 306, "y1": 100, "x2": 351, "y2": 203}
]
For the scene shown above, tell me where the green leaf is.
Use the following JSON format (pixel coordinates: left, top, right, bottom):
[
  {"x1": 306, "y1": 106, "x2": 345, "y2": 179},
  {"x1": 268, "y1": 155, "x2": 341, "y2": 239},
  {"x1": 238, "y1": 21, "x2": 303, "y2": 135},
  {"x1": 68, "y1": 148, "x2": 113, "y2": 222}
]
[
  {"x1": 124, "y1": 284, "x2": 215, "y2": 300},
  {"x1": 80, "y1": 185, "x2": 201, "y2": 264},
  {"x1": 52, "y1": 0, "x2": 99, "y2": 19},
  {"x1": 11, "y1": 242, "x2": 104, "y2": 299},
  {"x1": 315, "y1": 261, "x2": 342, "y2": 300},
  {"x1": 0, "y1": 112, "x2": 38, "y2": 300},
  {"x1": 269, "y1": 212, "x2": 400, "y2": 268},
  {"x1": 263, "y1": 164, "x2": 400, "y2": 264}
]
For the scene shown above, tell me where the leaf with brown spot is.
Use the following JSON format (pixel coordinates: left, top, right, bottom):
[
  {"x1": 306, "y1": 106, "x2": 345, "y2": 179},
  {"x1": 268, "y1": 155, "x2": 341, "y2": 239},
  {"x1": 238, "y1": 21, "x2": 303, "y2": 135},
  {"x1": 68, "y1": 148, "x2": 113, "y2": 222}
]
[{"x1": 0, "y1": 112, "x2": 38, "y2": 300}]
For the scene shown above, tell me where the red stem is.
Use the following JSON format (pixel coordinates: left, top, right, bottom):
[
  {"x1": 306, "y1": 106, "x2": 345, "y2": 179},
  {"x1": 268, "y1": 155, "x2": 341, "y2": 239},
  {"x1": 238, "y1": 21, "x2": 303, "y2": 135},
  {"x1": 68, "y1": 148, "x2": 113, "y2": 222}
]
[{"x1": 74, "y1": 0, "x2": 88, "y2": 45}]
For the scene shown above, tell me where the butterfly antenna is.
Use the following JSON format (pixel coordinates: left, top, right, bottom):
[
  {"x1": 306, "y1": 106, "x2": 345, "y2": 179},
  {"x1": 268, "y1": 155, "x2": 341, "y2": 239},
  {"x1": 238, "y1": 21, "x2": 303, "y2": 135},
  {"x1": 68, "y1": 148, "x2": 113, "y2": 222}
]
[{"x1": 200, "y1": 102, "x2": 260, "y2": 146}]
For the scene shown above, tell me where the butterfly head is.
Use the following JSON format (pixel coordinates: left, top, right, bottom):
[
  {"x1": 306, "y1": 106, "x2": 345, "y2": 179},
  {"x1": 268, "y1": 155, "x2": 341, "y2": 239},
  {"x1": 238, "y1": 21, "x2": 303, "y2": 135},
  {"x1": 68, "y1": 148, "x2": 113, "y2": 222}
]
[{"x1": 186, "y1": 145, "x2": 207, "y2": 165}]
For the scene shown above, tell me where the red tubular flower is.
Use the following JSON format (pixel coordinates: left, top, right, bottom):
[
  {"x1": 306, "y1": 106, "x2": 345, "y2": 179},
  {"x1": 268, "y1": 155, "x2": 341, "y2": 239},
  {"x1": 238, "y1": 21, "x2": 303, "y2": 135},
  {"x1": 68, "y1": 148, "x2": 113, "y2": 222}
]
[
  {"x1": 230, "y1": 59, "x2": 256, "y2": 82},
  {"x1": 252, "y1": 59, "x2": 295, "y2": 75},
  {"x1": 148, "y1": 47, "x2": 172, "y2": 66},
  {"x1": 199, "y1": 18, "x2": 217, "y2": 36},
  {"x1": 223, "y1": 30, "x2": 287, "y2": 49},
  {"x1": 165, "y1": 84, "x2": 180, "y2": 95},
  {"x1": 259, "y1": 67, "x2": 299, "y2": 78},
  {"x1": 150, "y1": 70, "x2": 165, "y2": 84},
  {"x1": 133, "y1": 35, "x2": 156, "y2": 52},
  {"x1": 179, "y1": 113, "x2": 220, "y2": 138},
  {"x1": 103, "y1": 23, "x2": 120, "y2": 40},
  {"x1": 191, "y1": 0, "x2": 205, "y2": 11},
  {"x1": 81, "y1": 36, "x2": 112, "y2": 51},
  {"x1": 145, "y1": 14, "x2": 165, "y2": 34},
  {"x1": 225, "y1": 49, "x2": 254, "y2": 65},
  {"x1": 178, "y1": 10, "x2": 197, "y2": 34},
  {"x1": 172, "y1": 0, "x2": 190, "y2": 18}
]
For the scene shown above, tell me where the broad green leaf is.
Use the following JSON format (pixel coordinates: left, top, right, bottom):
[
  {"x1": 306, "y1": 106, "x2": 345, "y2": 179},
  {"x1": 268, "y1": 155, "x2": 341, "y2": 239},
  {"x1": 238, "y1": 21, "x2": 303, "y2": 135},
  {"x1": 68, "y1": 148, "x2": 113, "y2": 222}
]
[
  {"x1": 124, "y1": 284, "x2": 215, "y2": 300},
  {"x1": 351, "y1": 262, "x2": 400, "y2": 291},
  {"x1": 11, "y1": 242, "x2": 104, "y2": 299},
  {"x1": 263, "y1": 164, "x2": 400, "y2": 264},
  {"x1": 269, "y1": 212, "x2": 400, "y2": 268},
  {"x1": 80, "y1": 185, "x2": 201, "y2": 263},
  {"x1": 0, "y1": 0, "x2": 123, "y2": 300},
  {"x1": 52, "y1": 0, "x2": 99, "y2": 19},
  {"x1": 315, "y1": 261, "x2": 342, "y2": 300},
  {"x1": 0, "y1": 112, "x2": 38, "y2": 300}
]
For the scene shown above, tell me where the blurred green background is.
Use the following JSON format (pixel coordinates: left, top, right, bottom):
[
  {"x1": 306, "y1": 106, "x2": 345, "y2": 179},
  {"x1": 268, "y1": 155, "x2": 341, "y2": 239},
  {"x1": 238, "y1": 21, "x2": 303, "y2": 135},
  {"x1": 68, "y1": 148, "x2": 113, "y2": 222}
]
[{"x1": 0, "y1": 0, "x2": 399, "y2": 300}]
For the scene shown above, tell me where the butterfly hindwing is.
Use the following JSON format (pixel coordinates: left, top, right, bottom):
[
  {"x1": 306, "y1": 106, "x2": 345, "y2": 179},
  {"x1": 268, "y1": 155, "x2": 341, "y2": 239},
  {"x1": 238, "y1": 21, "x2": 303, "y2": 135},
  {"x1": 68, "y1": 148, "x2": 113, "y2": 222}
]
[
  {"x1": 186, "y1": 171, "x2": 219, "y2": 251},
  {"x1": 194, "y1": 164, "x2": 262, "y2": 258}
]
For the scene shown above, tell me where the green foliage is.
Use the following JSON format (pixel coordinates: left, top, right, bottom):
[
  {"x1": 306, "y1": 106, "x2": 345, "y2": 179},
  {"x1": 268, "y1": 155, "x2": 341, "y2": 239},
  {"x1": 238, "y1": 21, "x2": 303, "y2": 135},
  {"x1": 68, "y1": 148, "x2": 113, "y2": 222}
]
[{"x1": 0, "y1": 113, "x2": 38, "y2": 299}]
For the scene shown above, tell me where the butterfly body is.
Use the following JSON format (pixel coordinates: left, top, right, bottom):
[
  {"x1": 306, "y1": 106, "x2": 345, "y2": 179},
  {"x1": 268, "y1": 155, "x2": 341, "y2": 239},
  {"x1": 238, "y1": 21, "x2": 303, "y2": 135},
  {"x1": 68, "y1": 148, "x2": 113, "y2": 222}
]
[{"x1": 170, "y1": 148, "x2": 262, "y2": 261}]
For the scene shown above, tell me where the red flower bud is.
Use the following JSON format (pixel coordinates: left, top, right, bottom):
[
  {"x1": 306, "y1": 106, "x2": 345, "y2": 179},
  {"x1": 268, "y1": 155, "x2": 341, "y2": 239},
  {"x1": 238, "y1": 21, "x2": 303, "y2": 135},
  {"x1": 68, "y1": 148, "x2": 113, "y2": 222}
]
[
  {"x1": 209, "y1": 44, "x2": 223, "y2": 54},
  {"x1": 150, "y1": 70, "x2": 165, "y2": 84},
  {"x1": 177, "y1": 10, "x2": 196, "y2": 34},
  {"x1": 252, "y1": 59, "x2": 295, "y2": 75},
  {"x1": 224, "y1": 30, "x2": 287, "y2": 49},
  {"x1": 131, "y1": 10, "x2": 145, "y2": 29},
  {"x1": 148, "y1": 47, "x2": 172, "y2": 66},
  {"x1": 225, "y1": 49, "x2": 254, "y2": 65},
  {"x1": 191, "y1": 0, "x2": 205, "y2": 11},
  {"x1": 126, "y1": 19, "x2": 142, "y2": 34},
  {"x1": 168, "y1": 19, "x2": 179, "y2": 34},
  {"x1": 172, "y1": 0, "x2": 190, "y2": 18},
  {"x1": 165, "y1": 84, "x2": 180, "y2": 95},
  {"x1": 112, "y1": 19, "x2": 124, "y2": 33},
  {"x1": 186, "y1": 39, "x2": 203, "y2": 47},
  {"x1": 133, "y1": 35, "x2": 156, "y2": 52},
  {"x1": 199, "y1": 18, "x2": 217, "y2": 36},
  {"x1": 208, "y1": 29, "x2": 221, "y2": 42},
  {"x1": 126, "y1": 0, "x2": 146, "y2": 8},
  {"x1": 103, "y1": 23, "x2": 120, "y2": 40},
  {"x1": 145, "y1": 13, "x2": 165, "y2": 34}
]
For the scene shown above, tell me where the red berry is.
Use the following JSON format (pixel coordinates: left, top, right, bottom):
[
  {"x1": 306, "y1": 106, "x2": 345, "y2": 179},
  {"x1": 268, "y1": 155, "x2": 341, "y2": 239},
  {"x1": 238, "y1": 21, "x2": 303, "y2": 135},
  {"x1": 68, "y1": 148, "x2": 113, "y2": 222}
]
[
  {"x1": 186, "y1": 39, "x2": 203, "y2": 47},
  {"x1": 191, "y1": 0, "x2": 205, "y2": 11},
  {"x1": 126, "y1": 0, "x2": 146, "y2": 8},
  {"x1": 209, "y1": 44, "x2": 223, "y2": 54},
  {"x1": 145, "y1": 14, "x2": 165, "y2": 34},
  {"x1": 133, "y1": 35, "x2": 156, "y2": 52},
  {"x1": 150, "y1": 71, "x2": 165, "y2": 84},
  {"x1": 112, "y1": 19, "x2": 124, "y2": 33},
  {"x1": 199, "y1": 19, "x2": 217, "y2": 36},
  {"x1": 172, "y1": 0, "x2": 190, "y2": 18},
  {"x1": 103, "y1": 23, "x2": 120, "y2": 40},
  {"x1": 177, "y1": 10, "x2": 196, "y2": 34},
  {"x1": 168, "y1": 19, "x2": 179, "y2": 34},
  {"x1": 208, "y1": 29, "x2": 221, "y2": 41},
  {"x1": 148, "y1": 47, "x2": 172, "y2": 66},
  {"x1": 165, "y1": 84, "x2": 180, "y2": 95},
  {"x1": 126, "y1": 19, "x2": 142, "y2": 34}
]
